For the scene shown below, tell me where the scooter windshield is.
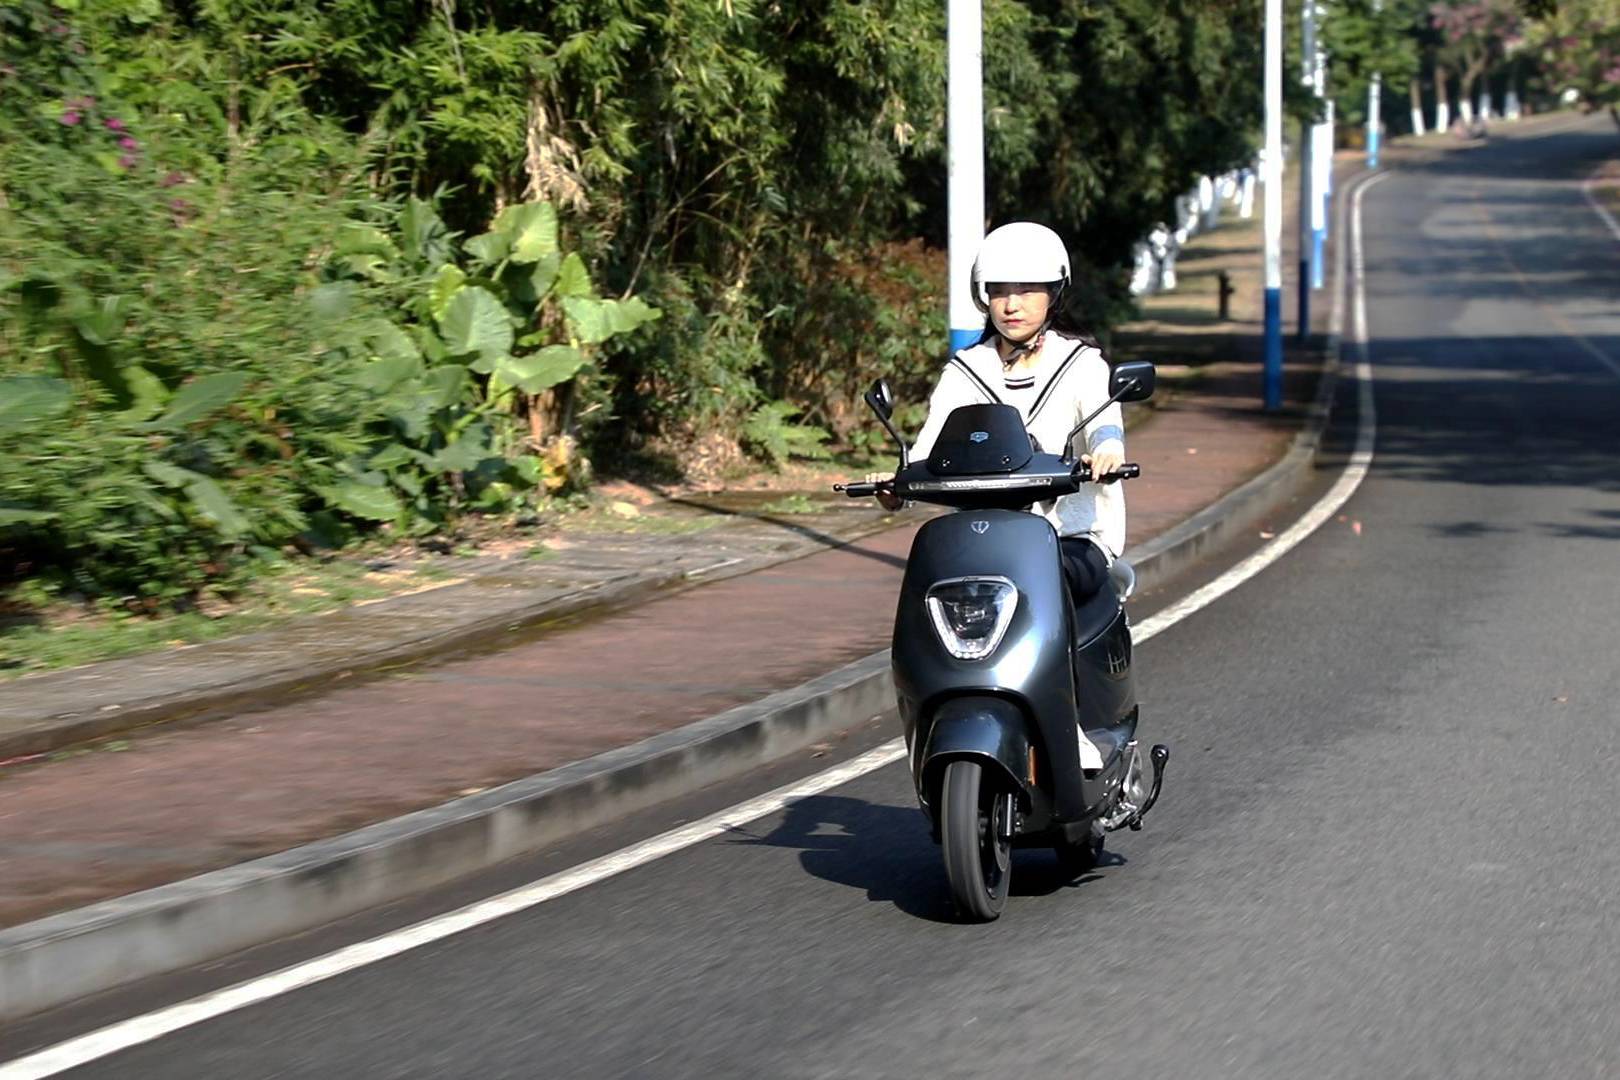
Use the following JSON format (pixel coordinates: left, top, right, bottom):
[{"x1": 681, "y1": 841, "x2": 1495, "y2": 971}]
[{"x1": 925, "y1": 404, "x2": 1034, "y2": 477}]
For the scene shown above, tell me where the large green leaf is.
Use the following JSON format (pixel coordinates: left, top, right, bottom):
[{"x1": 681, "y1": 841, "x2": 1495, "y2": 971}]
[
  {"x1": 437, "y1": 286, "x2": 513, "y2": 362},
  {"x1": 118, "y1": 366, "x2": 169, "y2": 422},
  {"x1": 146, "y1": 371, "x2": 250, "y2": 429},
  {"x1": 432, "y1": 426, "x2": 495, "y2": 472},
  {"x1": 504, "y1": 253, "x2": 561, "y2": 308},
  {"x1": 323, "y1": 481, "x2": 403, "y2": 521},
  {"x1": 367, "y1": 321, "x2": 422, "y2": 364},
  {"x1": 401, "y1": 197, "x2": 452, "y2": 268},
  {"x1": 492, "y1": 202, "x2": 559, "y2": 264},
  {"x1": 186, "y1": 476, "x2": 250, "y2": 537},
  {"x1": 419, "y1": 365, "x2": 469, "y2": 410},
  {"x1": 552, "y1": 253, "x2": 592, "y2": 299},
  {"x1": 335, "y1": 223, "x2": 399, "y2": 259},
  {"x1": 73, "y1": 294, "x2": 129, "y2": 346},
  {"x1": 495, "y1": 345, "x2": 587, "y2": 393},
  {"x1": 465, "y1": 231, "x2": 512, "y2": 267},
  {"x1": 0, "y1": 505, "x2": 58, "y2": 526},
  {"x1": 356, "y1": 353, "x2": 423, "y2": 394},
  {"x1": 141, "y1": 461, "x2": 201, "y2": 487},
  {"x1": 0, "y1": 376, "x2": 73, "y2": 434},
  {"x1": 428, "y1": 265, "x2": 467, "y2": 322},
  {"x1": 562, "y1": 296, "x2": 662, "y2": 345}
]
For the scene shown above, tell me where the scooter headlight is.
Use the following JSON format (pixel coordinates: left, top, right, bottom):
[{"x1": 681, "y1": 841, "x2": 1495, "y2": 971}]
[{"x1": 925, "y1": 576, "x2": 1018, "y2": 661}]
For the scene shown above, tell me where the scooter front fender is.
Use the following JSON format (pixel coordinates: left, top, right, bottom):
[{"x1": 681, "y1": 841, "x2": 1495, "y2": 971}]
[{"x1": 917, "y1": 696, "x2": 1036, "y2": 819}]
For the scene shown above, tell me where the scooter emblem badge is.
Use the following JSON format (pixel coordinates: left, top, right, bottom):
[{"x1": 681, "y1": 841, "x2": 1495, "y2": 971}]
[
  {"x1": 970, "y1": 431, "x2": 990, "y2": 443},
  {"x1": 971, "y1": 520, "x2": 990, "y2": 535}
]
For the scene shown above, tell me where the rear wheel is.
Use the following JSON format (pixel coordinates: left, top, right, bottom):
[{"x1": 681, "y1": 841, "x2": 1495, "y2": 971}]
[{"x1": 940, "y1": 760, "x2": 1012, "y2": 921}]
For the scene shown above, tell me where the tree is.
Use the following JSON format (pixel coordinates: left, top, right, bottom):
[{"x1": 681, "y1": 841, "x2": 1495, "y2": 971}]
[
  {"x1": 1431, "y1": 0, "x2": 1524, "y2": 120},
  {"x1": 1526, "y1": 0, "x2": 1620, "y2": 118}
]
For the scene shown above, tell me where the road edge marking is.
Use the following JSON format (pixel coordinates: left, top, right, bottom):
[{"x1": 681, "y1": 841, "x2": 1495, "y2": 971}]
[
  {"x1": 0, "y1": 170, "x2": 1393, "y2": 1080},
  {"x1": 1582, "y1": 165, "x2": 1620, "y2": 244}
]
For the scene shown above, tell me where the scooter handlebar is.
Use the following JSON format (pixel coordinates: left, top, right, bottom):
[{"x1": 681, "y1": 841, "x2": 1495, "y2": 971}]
[
  {"x1": 834, "y1": 480, "x2": 890, "y2": 498},
  {"x1": 1072, "y1": 462, "x2": 1141, "y2": 483}
]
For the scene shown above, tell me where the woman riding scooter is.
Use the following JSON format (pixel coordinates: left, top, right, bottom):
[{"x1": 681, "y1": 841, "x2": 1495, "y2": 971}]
[{"x1": 873, "y1": 221, "x2": 1128, "y2": 605}]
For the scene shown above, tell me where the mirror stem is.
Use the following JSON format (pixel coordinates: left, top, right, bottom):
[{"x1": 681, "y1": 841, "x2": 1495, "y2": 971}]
[{"x1": 1062, "y1": 379, "x2": 1138, "y2": 464}]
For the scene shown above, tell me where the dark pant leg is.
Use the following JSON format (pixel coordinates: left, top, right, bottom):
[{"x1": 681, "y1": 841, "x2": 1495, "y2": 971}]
[{"x1": 1058, "y1": 537, "x2": 1111, "y2": 602}]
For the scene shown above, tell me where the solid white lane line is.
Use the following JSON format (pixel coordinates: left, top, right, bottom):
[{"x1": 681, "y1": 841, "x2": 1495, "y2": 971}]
[
  {"x1": 0, "y1": 171, "x2": 1393, "y2": 1080},
  {"x1": 1581, "y1": 169, "x2": 1620, "y2": 244}
]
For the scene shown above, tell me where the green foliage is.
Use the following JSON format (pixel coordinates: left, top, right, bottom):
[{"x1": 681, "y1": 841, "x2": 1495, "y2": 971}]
[
  {"x1": 0, "y1": 3, "x2": 652, "y2": 607},
  {"x1": 738, "y1": 402, "x2": 832, "y2": 469}
]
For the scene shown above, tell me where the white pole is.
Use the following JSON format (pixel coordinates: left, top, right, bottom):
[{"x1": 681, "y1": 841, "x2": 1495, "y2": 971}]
[
  {"x1": 1297, "y1": 0, "x2": 1315, "y2": 339},
  {"x1": 947, "y1": 0, "x2": 985, "y2": 356},
  {"x1": 1311, "y1": 10, "x2": 1329, "y2": 291},
  {"x1": 1264, "y1": 0, "x2": 1283, "y2": 409},
  {"x1": 1367, "y1": 0, "x2": 1382, "y2": 167}
]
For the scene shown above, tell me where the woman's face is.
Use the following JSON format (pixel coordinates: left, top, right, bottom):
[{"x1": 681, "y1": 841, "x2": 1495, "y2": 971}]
[{"x1": 987, "y1": 282, "x2": 1052, "y2": 344}]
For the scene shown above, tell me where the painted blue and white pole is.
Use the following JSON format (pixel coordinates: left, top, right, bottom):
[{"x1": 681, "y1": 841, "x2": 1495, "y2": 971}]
[
  {"x1": 1297, "y1": 0, "x2": 1315, "y2": 341},
  {"x1": 947, "y1": 0, "x2": 985, "y2": 355},
  {"x1": 1368, "y1": 0, "x2": 1383, "y2": 172},
  {"x1": 1368, "y1": 72, "x2": 1382, "y2": 168},
  {"x1": 1312, "y1": 100, "x2": 1331, "y2": 290},
  {"x1": 1264, "y1": 0, "x2": 1284, "y2": 410},
  {"x1": 1310, "y1": 9, "x2": 1329, "y2": 292}
]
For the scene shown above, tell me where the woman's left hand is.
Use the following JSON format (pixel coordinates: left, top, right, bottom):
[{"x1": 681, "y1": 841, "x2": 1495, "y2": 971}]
[{"x1": 1081, "y1": 449, "x2": 1125, "y2": 482}]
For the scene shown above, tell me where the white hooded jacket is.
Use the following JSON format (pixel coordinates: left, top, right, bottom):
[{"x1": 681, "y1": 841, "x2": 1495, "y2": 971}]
[{"x1": 908, "y1": 331, "x2": 1126, "y2": 558}]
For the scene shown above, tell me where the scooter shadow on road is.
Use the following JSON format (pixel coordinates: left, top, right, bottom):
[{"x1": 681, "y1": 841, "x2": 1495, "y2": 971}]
[{"x1": 727, "y1": 794, "x2": 1125, "y2": 923}]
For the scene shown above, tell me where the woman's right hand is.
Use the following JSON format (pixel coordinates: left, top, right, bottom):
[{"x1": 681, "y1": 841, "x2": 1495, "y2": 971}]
[{"x1": 868, "y1": 472, "x2": 903, "y2": 512}]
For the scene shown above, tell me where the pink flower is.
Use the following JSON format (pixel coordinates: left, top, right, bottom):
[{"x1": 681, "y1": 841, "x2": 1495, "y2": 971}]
[
  {"x1": 118, "y1": 153, "x2": 137, "y2": 170},
  {"x1": 118, "y1": 136, "x2": 138, "y2": 151},
  {"x1": 160, "y1": 171, "x2": 186, "y2": 188},
  {"x1": 105, "y1": 118, "x2": 126, "y2": 133},
  {"x1": 59, "y1": 109, "x2": 82, "y2": 126}
]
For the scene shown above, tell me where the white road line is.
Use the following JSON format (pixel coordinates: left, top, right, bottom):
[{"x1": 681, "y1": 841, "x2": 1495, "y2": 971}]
[
  {"x1": 0, "y1": 173, "x2": 1392, "y2": 1080},
  {"x1": 1582, "y1": 167, "x2": 1620, "y2": 244}
]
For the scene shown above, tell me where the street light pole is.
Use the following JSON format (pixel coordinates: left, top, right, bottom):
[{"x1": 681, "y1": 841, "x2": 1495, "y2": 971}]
[
  {"x1": 1311, "y1": 7, "x2": 1328, "y2": 292},
  {"x1": 1297, "y1": 0, "x2": 1314, "y2": 342},
  {"x1": 1265, "y1": 0, "x2": 1284, "y2": 410},
  {"x1": 1369, "y1": 0, "x2": 1384, "y2": 169},
  {"x1": 947, "y1": 0, "x2": 985, "y2": 356}
]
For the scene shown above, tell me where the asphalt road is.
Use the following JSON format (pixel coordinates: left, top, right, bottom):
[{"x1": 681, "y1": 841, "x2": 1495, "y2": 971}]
[{"x1": 11, "y1": 116, "x2": 1620, "y2": 1079}]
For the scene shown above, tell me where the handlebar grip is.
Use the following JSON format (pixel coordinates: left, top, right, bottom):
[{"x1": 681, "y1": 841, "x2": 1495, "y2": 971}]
[
  {"x1": 1105, "y1": 463, "x2": 1141, "y2": 481},
  {"x1": 838, "y1": 482, "x2": 879, "y2": 498}
]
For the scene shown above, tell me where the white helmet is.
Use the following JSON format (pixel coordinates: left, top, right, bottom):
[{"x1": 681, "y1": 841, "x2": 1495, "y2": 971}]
[{"x1": 970, "y1": 221, "x2": 1071, "y2": 313}]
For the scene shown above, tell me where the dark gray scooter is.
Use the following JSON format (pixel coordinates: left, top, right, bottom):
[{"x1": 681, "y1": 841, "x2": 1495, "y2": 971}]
[{"x1": 837, "y1": 361, "x2": 1169, "y2": 920}]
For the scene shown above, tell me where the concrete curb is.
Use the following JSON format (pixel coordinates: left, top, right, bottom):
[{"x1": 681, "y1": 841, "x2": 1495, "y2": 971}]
[{"x1": 0, "y1": 171, "x2": 1379, "y2": 1024}]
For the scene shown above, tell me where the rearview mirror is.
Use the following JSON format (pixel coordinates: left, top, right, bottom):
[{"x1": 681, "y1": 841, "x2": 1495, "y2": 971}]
[
  {"x1": 1109, "y1": 360, "x2": 1156, "y2": 403},
  {"x1": 864, "y1": 378, "x2": 895, "y2": 421}
]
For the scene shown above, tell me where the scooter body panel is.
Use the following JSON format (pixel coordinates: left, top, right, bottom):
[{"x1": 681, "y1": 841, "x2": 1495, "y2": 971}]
[{"x1": 895, "y1": 509, "x2": 1129, "y2": 824}]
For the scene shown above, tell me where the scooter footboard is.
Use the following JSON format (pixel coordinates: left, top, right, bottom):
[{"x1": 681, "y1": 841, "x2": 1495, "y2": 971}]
[{"x1": 918, "y1": 697, "x2": 1041, "y2": 820}]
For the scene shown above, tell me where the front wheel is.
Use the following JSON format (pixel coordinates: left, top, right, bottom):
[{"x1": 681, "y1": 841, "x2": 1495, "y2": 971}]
[{"x1": 940, "y1": 760, "x2": 1012, "y2": 921}]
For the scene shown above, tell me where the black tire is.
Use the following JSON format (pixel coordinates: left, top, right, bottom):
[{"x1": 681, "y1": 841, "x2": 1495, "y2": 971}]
[
  {"x1": 1054, "y1": 823, "x2": 1105, "y2": 881},
  {"x1": 940, "y1": 759, "x2": 1012, "y2": 921}
]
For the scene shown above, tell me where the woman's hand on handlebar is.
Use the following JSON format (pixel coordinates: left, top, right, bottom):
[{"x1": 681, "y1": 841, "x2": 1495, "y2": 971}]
[
  {"x1": 867, "y1": 471, "x2": 904, "y2": 511},
  {"x1": 1081, "y1": 448, "x2": 1125, "y2": 483}
]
